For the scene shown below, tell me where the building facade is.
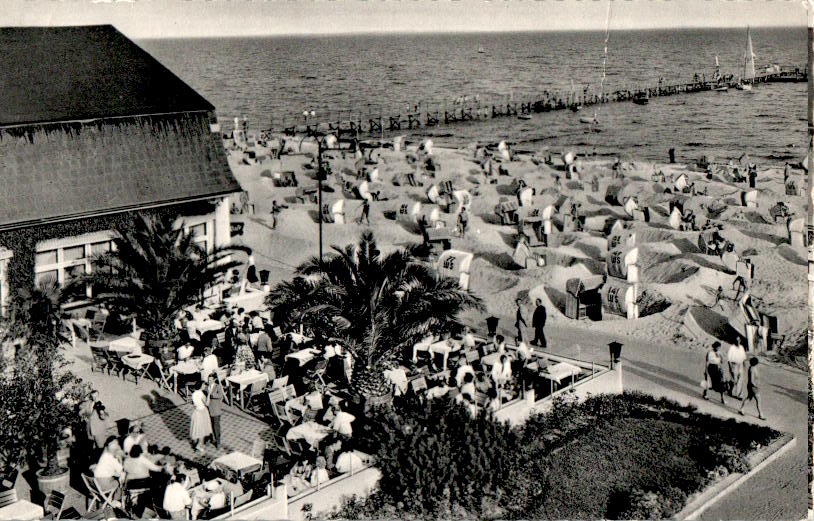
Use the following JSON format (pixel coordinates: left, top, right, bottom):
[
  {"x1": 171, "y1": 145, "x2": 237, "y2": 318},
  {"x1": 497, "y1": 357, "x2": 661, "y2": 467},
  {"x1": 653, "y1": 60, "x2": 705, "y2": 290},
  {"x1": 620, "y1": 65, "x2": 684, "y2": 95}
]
[{"x1": 0, "y1": 25, "x2": 242, "y2": 311}]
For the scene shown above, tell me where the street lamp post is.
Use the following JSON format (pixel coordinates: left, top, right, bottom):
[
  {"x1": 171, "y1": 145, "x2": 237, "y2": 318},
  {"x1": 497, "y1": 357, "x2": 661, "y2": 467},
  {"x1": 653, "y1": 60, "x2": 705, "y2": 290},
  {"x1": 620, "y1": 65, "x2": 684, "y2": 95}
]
[{"x1": 305, "y1": 109, "x2": 324, "y2": 267}]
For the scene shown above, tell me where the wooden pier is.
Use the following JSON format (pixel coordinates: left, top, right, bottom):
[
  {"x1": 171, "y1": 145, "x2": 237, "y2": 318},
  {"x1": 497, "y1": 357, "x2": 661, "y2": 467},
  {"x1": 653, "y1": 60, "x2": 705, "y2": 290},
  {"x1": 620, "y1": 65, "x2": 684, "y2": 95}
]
[{"x1": 268, "y1": 65, "x2": 807, "y2": 139}]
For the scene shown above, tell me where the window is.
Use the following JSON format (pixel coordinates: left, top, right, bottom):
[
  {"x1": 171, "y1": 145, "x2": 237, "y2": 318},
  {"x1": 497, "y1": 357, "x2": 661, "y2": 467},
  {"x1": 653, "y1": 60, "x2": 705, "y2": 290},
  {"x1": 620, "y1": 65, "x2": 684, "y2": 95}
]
[
  {"x1": 63, "y1": 245, "x2": 85, "y2": 263},
  {"x1": 36, "y1": 250, "x2": 57, "y2": 266},
  {"x1": 188, "y1": 222, "x2": 209, "y2": 253},
  {"x1": 35, "y1": 270, "x2": 58, "y2": 288},
  {"x1": 34, "y1": 236, "x2": 114, "y2": 298}
]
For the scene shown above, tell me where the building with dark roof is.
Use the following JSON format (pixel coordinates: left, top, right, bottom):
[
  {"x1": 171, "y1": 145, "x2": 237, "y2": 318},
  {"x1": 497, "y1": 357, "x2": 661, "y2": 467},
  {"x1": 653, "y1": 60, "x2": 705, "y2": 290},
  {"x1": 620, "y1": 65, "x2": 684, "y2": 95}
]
[{"x1": 0, "y1": 25, "x2": 242, "y2": 309}]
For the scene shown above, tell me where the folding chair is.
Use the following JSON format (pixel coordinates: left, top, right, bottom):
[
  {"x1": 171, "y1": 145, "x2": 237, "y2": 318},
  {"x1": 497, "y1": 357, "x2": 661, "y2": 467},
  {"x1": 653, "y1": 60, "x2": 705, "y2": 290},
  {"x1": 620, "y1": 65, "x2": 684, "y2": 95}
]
[
  {"x1": 106, "y1": 350, "x2": 128, "y2": 380},
  {"x1": 0, "y1": 488, "x2": 18, "y2": 508},
  {"x1": 81, "y1": 474, "x2": 116, "y2": 512},
  {"x1": 410, "y1": 376, "x2": 428, "y2": 394},
  {"x1": 242, "y1": 380, "x2": 268, "y2": 412},
  {"x1": 89, "y1": 346, "x2": 110, "y2": 374},
  {"x1": 273, "y1": 401, "x2": 301, "y2": 428},
  {"x1": 267, "y1": 388, "x2": 287, "y2": 406},
  {"x1": 282, "y1": 384, "x2": 298, "y2": 400},
  {"x1": 89, "y1": 311, "x2": 109, "y2": 342},
  {"x1": 149, "y1": 359, "x2": 173, "y2": 391},
  {"x1": 270, "y1": 375, "x2": 288, "y2": 390}
]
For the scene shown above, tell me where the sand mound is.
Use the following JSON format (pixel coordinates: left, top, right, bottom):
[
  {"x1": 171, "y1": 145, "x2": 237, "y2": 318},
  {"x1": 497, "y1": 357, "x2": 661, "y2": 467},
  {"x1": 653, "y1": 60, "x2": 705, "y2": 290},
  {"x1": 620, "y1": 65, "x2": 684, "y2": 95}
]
[
  {"x1": 775, "y1": 244, "x2": 806, "y2": 266},
  {"x1": 686, "y1": 306, "x2": 741, "y2": 344}
]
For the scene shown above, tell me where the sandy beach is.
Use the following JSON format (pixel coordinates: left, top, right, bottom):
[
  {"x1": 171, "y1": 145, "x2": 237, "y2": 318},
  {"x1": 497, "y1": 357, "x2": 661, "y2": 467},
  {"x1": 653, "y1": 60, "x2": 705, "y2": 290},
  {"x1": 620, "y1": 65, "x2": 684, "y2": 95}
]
[{"x1": 226, "y1": 139, "x2": 806, "y2": 360}]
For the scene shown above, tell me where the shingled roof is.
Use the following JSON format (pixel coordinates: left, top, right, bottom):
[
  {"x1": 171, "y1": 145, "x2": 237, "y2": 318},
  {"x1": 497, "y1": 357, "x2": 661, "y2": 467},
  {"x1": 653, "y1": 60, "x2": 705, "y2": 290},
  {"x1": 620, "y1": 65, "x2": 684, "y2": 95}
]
[
  {"x1": 0, "y1": 25, "x2": 214, "y2": 126},
  {"x1": 0, "y1": 113, "x2": 241, "y2": 230}
]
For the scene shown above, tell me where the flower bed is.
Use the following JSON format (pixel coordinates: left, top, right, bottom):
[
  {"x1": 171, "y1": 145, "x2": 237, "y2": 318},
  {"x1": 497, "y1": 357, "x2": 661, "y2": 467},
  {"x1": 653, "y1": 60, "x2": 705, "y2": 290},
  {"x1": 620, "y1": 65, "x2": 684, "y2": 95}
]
[{"x1": 333, "y1": 391, "x2": 780, "y2": 520}]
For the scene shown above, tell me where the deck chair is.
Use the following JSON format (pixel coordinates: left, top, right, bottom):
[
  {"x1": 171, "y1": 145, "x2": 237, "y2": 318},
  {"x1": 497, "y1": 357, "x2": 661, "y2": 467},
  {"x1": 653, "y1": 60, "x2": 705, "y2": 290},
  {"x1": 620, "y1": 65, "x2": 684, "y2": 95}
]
[
  {"x1": 0, "y1": 488, "x2": 18, "y2": 508},
  {"x1": 44, "y1": 490, "x2": 68, "y2": 519},
  {"x1": 282, "y1": 384, "x2": 298, "y2": 400},
  {"x1": 89, "y1": 345, "x2": 110, "y2": 373}
]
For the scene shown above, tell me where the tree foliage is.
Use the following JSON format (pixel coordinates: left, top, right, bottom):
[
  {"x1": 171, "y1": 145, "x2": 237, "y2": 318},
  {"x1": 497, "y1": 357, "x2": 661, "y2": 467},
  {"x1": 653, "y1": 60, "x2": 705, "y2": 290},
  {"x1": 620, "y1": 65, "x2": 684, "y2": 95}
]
[
  {"x1": 331, "y1": 392, "x2": 780, "y2": 520},
  {"x1": 267, "y1": 232, "x2": 483, "y2": 397},
  {"x1": 75, "y1": 212, "x2": 248, "y2": 342}
]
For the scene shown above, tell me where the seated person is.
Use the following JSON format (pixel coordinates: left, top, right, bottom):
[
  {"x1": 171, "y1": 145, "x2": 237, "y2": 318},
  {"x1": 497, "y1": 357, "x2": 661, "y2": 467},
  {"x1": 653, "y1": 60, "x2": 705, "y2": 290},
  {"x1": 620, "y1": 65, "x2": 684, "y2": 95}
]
[
  {"x1": 309, "y1": 457, "x2": 330, "y2": 487},
  {"x1": 455, "y1": 359, "x2": 476, "y2": 387},
  {"x1": 123, "y1": 445, "x2": 162, "y2": 482},
  {"x1": 486, "y1": 387, "x2": 502, "y2": 412},
  {"x1": 331, "y1": 407, "x2": 356, "y2": 439},
  {"x1": 324, "y1": 439, "x2": 343, "y2": 470},
  {"x1": 495, "y1": 335, "x2": 507, "y2": 355},
  {"x1": 335, "y1": 451, "x2": 364, "y2": 474},
  {"x1": 123, "y1": 422, "x2": 148, "y2": 455},
  {"x1": 251, "y1": 313, "x2": 265, "y2": 332},
  {"x1": 459, "y1": 372, "x2": 476, "y2": 400},
  {"x1": 94, "y1": 437, "x2": 124, "y2": 492},
  {"x1": 88, "y1": 402, "x2": 113, "y2": 452},
  {"x1": 491, "y1": 354, "x2": 513, "y2": 388},
  {"x1": 163, "y1": 472, "x2": 192, "y2": 520},
  {"x1": 454, "y1": 392, "x2": 479, "y2": 417},
  {"x1": 286, "y1": 461, "x2": 312, "y2": 497},
  {"x1": 515, "y1": 340, "x2": 532, "y2": 361},
  {"x1": 426, "y1": 376, "x2": 456, "y2": 401}
]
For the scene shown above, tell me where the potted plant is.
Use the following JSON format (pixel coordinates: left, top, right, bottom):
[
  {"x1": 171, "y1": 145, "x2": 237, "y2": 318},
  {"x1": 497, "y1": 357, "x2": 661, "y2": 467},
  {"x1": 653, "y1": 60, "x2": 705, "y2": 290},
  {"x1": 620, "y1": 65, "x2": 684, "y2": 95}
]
[{"x1": 0, "y1": 283, "x2": 86, "y2": 496}]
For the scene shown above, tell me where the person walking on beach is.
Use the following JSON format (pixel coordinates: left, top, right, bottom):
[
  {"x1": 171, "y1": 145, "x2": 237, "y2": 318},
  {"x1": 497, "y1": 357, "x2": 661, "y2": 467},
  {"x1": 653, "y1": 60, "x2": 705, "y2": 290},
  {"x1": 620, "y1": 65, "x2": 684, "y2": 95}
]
[
  {"x1": 732, "y1": 274, "x2": 748, "y2": 301},
  {"x1": 702, "y1": 341, "x2": 727, "y2": 405},
  {"x1": 190, "y1": 383, "x2": 212, "y2": 453},
  {"x1": 457, "y1": 208, "x2": 469, "y2": 238},
  {"x1": 531, "y1": 299, "x2": 547, "y2": 348},
  {"x1": 270, "y1": 200, "x2": 283, "y2": 229},
  {"x1": 515, "y1": 299, "x2": 527, "y2": 344},
  {"x1": 707, "y1": 285, "x2": 726, "y2": 311},
  {"x1": 738, "y1": 357, "x2": 765, "y2": 420},
  {"x1": 358, "y1": 199, "x2": 370, "y2": 225},
  {"x1": 206, "y1": 376, "x2": 224, "y2": 449}
]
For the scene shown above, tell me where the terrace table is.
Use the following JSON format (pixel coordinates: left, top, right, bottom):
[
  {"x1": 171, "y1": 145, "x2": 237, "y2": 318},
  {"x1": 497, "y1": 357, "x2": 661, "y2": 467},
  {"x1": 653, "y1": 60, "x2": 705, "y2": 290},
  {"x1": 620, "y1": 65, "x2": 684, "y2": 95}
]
[
  {"x1": 287, "y1": 332, "x2": 312, "y2": 346},
  {"x1": 170, "y1": 359, "x2": 202, "y2": 393},
  {"x1": 211, "y1": 452, "x2": 262, "y2": 477},
  {"x1": 188, "y1": 318, "x2": 225, "y2": 337},
  {"x1": 542, "y1": 362, "x2": 582, "y2": 384},
  {"x1": 122, "y1": 353, "x2": 155, "y2": 380},
  {"x1": 226, "y1": 369, "x2": 269, "y2": 409},
  {"x1": 0, "y1": 500, "x2": 44, "y2": 521},
  {"x1": 108, "y1": 336, "x2": 144, "y2": 354},
  {"x1": 286, "y1": 421, "x2": 331, "y2": 448},
  {"x1": 429, "y1": 340, "x2": 459, "y2": 371},
  {"x1": 285, "y1": 391, "x2": 324, "y2": 416},
  {"x1": 285, "y1": 347, "x2": 320, "y2": 367}
]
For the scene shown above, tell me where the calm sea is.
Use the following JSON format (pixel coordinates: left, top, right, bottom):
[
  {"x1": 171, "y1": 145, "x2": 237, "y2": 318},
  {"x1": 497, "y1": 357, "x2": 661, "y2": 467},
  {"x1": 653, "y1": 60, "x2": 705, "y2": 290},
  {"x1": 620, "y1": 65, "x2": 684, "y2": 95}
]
[{"x1": 140, "y1": 28, "x2": 806, "y2": 164}]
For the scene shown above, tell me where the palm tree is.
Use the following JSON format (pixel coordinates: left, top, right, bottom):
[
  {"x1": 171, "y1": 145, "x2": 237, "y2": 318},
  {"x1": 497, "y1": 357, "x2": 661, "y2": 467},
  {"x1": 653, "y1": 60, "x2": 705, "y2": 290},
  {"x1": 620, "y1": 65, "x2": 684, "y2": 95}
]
[
  {"x1": 267, "y1": 231, "x2": 483, "y2": 403},
  {"x1": 77, "y1": 212, "x2": 249, "y2": 358}
]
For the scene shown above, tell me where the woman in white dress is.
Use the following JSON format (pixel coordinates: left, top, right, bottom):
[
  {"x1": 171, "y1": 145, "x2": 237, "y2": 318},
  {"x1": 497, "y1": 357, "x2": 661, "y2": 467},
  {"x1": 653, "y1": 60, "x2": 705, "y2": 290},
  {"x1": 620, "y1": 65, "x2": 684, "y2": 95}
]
[{"x1": 190, "y1": 383, "x2": 213, "y2": 453}]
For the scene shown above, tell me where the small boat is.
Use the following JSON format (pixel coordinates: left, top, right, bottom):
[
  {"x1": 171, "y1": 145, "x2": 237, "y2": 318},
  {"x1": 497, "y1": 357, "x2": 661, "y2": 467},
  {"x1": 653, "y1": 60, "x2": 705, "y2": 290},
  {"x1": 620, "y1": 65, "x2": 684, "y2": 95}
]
[
  {"x1": 632, "y1": 92, "x2": 649, "y2": 105},
  {"x1": 579, "y1": 115, "x2": 598, "y2": 125},
  {"x1": 714, "y1": 85, "x2": 729, "y2": 92},
  {"x1": 518, "y1": 113, "x2": 532, "y2": 120},
  {"x1": 478, "y1": 46, "x2": 485, "y2": 54},
  {"x1": 735, "y1": 82, "x2": 752, "y2": 91}
]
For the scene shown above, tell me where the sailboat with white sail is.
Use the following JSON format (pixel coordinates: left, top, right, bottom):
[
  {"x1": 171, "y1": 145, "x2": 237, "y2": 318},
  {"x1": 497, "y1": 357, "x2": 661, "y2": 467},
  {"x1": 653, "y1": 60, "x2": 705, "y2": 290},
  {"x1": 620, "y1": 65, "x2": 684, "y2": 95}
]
[{"x1": 736, "y1": 26, "x2": 756, "y2": 91}]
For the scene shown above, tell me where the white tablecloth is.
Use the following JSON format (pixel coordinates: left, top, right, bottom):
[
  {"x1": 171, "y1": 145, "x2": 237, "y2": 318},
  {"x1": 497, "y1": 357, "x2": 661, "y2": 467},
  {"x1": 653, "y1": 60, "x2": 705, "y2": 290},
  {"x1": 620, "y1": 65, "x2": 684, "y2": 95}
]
[
  {"x1": 189, "y1": 319, "x2": 225, "y2": 335},
  {"x1": 286, "y1": 421, "x2": 331, "y2": 446},
  {"x1": 122, "y1": 353, "x2": 155, "y2": 370},
  {"x1": 226, "y1": 369, "x2": 268, "y2": 391},
  {"x1": 287, "y1": 332, "x2": 312, "y2": 345},
  {"x1": 171, "y1": 359, "x2": 202, "y2": 375},
  {"x1": 285, "y1": 347, "x2": 319, "y2": 366},
  {"x1": 108, "y1": 336, "x2": 144, "y2": 354},
  {"x1": 0, "y1": 500, "x2": 44, "y2": 521},
  {"x1": 211, "y1": 452, "x2": 263, "y2": 473},
  {"x1": 544, "y1": 362, "x2": 582, "y2": 383}
]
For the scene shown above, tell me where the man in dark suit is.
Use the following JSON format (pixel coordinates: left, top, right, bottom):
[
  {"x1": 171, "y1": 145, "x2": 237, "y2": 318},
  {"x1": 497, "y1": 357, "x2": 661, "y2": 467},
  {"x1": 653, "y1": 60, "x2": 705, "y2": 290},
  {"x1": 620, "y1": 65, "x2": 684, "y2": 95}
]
[{"x1": 532, "y1": 298, "x2": 547, "y2": 348}]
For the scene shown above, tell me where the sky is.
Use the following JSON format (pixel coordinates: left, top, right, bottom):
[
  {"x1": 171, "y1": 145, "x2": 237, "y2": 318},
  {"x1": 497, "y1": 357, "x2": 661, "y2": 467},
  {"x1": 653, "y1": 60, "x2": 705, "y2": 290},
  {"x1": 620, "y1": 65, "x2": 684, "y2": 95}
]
[{"x1": 1, "y1": 0, "x2": 807, "y2": 39}]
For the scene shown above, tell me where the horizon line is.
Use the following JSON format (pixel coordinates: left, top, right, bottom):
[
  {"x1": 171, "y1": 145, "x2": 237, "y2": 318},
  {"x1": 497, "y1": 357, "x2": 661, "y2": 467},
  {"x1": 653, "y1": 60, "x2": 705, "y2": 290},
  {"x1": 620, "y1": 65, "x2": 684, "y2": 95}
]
[{"x1": 131, "y1": 24, "x2": 804, "y2": 41}]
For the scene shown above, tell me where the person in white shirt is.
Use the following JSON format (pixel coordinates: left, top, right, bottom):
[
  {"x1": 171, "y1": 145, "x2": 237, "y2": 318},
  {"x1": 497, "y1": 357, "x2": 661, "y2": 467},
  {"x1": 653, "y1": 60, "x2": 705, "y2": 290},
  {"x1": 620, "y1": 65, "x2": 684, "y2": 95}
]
[
  {"x1": 123, "y1": 445, "x2": 162, "y2": 481},
  {"x1": 177, "y1": 344, "x2": 195, "y2": 361},
  {"x1": 462, "y1": 327, "x2": 476, "y2": 349},
  {"x1": 487, "y1": 387, "x2": 502, "y2": 412},
  {"x1": 426, "y1": 376, "x2": 456, "y2": 400},
  {"x1": 331, "y1": 409, "x2": 356, "y2": 438},
  {"x1": 200, "y1": 348, "x2": 219, "y2": 380},
  {"x1": 727, "y1": 340, "x2": 748, "y2": 398},
  {"x1": 455, "y1": 361, "x2": 476, "y2": 387},
  {"x1": 515, "y1": 340, "x2": 532, "y2": 361},
  {"x1": 122, "y1": 422, "x2": 148, "y2": 455},
  {"x1": 163, "y1": 473, "x2": 192, "y2": 519},
  {"x1": 459, "y1": 372, "x2": 476, "y2": 400},
  {"x1": 94, "y1": 438, "x2": 124, "y2": 492}
]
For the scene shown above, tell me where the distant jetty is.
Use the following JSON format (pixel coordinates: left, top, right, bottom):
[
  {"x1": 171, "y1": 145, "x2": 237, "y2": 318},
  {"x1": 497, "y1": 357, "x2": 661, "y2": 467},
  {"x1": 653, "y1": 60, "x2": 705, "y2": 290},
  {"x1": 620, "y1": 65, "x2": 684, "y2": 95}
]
[{"x1": 267, "y1": 65, "x2": 806, "y2": 138}]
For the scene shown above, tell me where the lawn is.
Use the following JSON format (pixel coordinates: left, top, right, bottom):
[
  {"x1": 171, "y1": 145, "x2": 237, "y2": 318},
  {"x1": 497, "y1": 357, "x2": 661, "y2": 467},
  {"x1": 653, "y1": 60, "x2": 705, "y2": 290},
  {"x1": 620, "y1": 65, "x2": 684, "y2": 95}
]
[{"x1": 333, "y1": 392, "x2": 781, "y2": 520}]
